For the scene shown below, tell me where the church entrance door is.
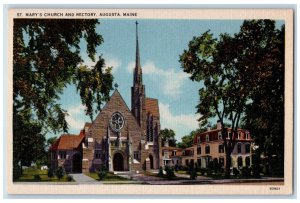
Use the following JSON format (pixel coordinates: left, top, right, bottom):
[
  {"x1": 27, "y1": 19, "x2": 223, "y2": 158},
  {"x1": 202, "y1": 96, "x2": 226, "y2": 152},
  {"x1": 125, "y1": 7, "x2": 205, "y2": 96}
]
[
  {"x1": 72, "y1": 153, "x2": 82, "y2": 173},
  {"x1": 113, "y1": 153, "x2": 124, "y2": 171},
  {"x1": 149, "y1": 155, "x2": 154, "y2": 169}
]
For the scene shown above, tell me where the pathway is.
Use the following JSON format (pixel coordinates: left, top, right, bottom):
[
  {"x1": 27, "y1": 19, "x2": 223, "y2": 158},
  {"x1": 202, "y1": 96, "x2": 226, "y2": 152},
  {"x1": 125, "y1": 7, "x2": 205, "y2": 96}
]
[{"x1": 70, "y1": 173, "x2": 100, "y2": 184}]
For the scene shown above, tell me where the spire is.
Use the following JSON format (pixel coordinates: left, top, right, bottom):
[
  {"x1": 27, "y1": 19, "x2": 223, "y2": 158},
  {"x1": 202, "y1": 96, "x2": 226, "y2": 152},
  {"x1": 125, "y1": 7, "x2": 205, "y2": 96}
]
[
  {"x1": 134, "y1": 21, "x2": 142, "y2": 85},
  {"x1": 135, "y1": 21, "x2": 141, "y2": 69}
]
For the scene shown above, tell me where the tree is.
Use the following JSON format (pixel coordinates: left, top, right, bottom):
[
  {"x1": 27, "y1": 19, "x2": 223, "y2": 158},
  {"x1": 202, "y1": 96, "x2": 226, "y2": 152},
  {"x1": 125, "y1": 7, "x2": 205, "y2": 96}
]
[
  {"x1": 160, "y1": 128, "x2": 177, "y2": 147},
  {"x1": 177, "y1": 130, "x2": 200, "y2": 149},
  {"x1": 46, "y1": 136, "x2": 57, "y2": 149},
  {"x1": 179, "y1": 20, "x2": 284, "y2": 177},
  {"x1": 241, "y1": 22, "x2": 285, "y2": 176},
  {"x1": 13, "y1": 19, "x2": 114, "y2": 179}
]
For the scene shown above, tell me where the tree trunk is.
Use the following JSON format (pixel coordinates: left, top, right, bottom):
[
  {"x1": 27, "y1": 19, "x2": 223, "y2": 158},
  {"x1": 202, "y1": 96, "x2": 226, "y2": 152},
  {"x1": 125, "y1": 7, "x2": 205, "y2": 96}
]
[{"x1": 225, "y1": 152, "x2": 231, "y2": 178}]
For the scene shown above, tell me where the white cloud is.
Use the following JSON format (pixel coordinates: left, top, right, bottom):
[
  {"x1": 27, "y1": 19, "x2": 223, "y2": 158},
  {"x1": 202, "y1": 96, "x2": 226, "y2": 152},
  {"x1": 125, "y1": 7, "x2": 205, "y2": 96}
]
[
  {"x1": 105, "y1": 57, "x2": 121, "y2": 73},
  {"x1": 65, "y1": 104, "x2": 87, "y2": 132},
  {"x1": 159, "y1": 102, "x2": 200, "y2": 139},
  {"x1": 127, "y1": 60, "x2": 188, "y2": 97}
]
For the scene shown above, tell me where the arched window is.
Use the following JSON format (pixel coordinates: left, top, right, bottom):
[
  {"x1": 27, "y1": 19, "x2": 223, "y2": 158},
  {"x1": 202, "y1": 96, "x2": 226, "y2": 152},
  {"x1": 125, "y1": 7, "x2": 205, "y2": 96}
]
[
  {"x1": 206, "y1": 134, "x2": 209, "y2": 142},
  {"x1": 146, "y1": 114, "x2": 154, "y2": 142},
  {"x1": 205, "y1": 145, "x2": 210, "y2": 154}
]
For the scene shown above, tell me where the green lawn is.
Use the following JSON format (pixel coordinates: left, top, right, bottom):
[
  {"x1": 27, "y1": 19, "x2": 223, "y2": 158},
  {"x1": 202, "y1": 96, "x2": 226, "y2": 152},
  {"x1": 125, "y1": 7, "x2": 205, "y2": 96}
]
[
  {"x1": 16, "y1": 168, "x2": 71, "y2": 182},
  {"x1": 85, "y1": 172, "x2": 131, "y2": 181}
]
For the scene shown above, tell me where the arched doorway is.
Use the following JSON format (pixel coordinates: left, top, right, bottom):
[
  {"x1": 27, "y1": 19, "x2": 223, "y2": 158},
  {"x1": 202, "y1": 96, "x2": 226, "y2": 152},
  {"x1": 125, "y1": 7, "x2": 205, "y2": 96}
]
[
  {"x1": 72, "y1": 153, "x2": 82, "y2": 173},
  {"x1": 113, "y1": 153, "x2": 124, "y2": 171},
  {"x1": 149, "y1": 154, "x2": 154, "y2": 169}
]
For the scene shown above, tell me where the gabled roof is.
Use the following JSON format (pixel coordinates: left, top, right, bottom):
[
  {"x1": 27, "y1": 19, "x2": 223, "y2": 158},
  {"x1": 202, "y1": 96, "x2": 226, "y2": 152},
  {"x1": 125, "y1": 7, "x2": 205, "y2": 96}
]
[
  {"x1": 145, "y1": 97, "x2": 159, "y2": 117},
  {"x1": 50, "y1": 133, "x2": 85, "y2": 151}
]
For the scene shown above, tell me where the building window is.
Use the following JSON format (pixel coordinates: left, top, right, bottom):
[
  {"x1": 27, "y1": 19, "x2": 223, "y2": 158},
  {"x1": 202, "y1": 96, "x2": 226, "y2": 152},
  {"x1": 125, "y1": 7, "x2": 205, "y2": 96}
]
[
  {"x1": 219, "y1": 145, "x2": 224, "y2": 153},
  {"x1": 205, "y1": 145, "x2": 210, "y2": 154},
  {"x1": 218, "y1": 132, "x2": 222, "y2": 140},
  {"x1": 59, "y1": 151, "x2": 66, "y2": 159},
  {"x1": 206, "y1": 134, "x2": 209, "y2": 142},
  {"x1": 245, "y1": 143, "x2": 250, "y2": 153},
  {"x1": 185, "y1": 159, "x2": 189, "y2": 166},
  {"x1": 227, "y1": 132, "x2": 232, "y2": 139},
  {"x1": 237, "y1": 156, "x2": 243, "y2": 168},
  {"x1": 205, "y1": 157, "x2": 211, "y2": 167},
  {"x1": 238, "y1": 132, "x2": 241, "y2": 139},
  {"x1": 197, "y1": 158, "x2": 201, "y2": 168},
  {"x1": 51, "y1": 152, "x2": 57, "y2": 159},
  {"x1": 219, "y1": 157, "x2": 224, "y2": 166},
  {"x1": 197, "y1": 147, "x2": 201, "y2": 155},
  {"x1": 245, "y1": 132, "x2": 250, "y2": 139},
  {"x1": 134, "y1": 151, "x2": 139, "y2": 160},
  {"x1": 172, "y1": 151, "x2": 176, "y2": 156},
  {"x1": 245, "y1": 156, "x2": 251, "y2": 167},
  {"x1": 237, "y1": 143, "x2": 242, "y2": 153},
  {"x1": 95, "y1": 150, "x2": 101, "y2": 159},
  {"x1": 197, "y1": 136, "x2": 201, "y2": 144},
  {"x1": 147, "y1": 115, "x2": 154, "y2": 142}
]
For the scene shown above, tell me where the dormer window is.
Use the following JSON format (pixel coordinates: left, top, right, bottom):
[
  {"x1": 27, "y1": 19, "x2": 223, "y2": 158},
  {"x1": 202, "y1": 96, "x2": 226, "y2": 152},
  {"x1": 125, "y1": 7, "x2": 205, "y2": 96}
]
[
  {"x1": 238, "y1": 132, "x2": 241, "y2": 139},
  {"x1": 197, "y1": 136, "x2": 201, "y2": 144},
  {"x1": 227, "y1": 132, "x2": 232, "y2": 139},
  {"x1": 218, "y1": 132, "x2": 222, "y2": 140},
  {"x1": 245, "y1": 132, "x2": 250, "y2": 139},
  {"x1": 206, "y1": 134, "x2": 209, "y2": 142}
]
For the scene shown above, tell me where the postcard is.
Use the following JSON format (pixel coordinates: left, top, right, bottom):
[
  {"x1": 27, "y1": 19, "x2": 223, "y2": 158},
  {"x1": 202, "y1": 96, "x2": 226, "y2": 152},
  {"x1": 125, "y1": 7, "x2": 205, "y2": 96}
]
[{"x1": 5, "y1": 8, "x2": 293, "y2": 195}]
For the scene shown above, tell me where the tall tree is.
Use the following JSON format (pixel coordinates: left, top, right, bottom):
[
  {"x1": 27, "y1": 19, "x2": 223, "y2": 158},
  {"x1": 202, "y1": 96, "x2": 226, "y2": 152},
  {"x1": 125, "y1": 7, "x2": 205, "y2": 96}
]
[
  {"x1": 179, "y1": 20, "x2": 284, "y2": 177},
  {"x1": 160, "y1": 128, "x2": 177, "y2": 147},
  {"x1": 13, "y1": 19, "x2": 114, "y2": 178}
]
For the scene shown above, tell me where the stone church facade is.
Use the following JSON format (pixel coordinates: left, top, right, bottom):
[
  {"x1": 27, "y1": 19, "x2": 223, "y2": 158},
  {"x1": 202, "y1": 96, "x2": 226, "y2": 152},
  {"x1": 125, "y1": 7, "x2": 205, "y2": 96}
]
[{"x1": 50, "y1": 22, "x2": 161, "y2": 173}]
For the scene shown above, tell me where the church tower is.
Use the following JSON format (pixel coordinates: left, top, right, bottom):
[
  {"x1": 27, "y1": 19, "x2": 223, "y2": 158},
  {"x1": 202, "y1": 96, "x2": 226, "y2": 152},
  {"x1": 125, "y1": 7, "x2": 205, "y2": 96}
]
[{"x1": 131, "y1": 21, "x2": 146, "y2": 129}]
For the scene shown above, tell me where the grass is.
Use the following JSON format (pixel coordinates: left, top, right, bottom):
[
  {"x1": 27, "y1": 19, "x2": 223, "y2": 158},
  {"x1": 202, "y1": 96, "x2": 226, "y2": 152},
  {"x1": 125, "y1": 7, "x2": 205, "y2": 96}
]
[
  {"x1": 85, "y1": 172, "x2": 131, "y2": 181},
  {"x1": 15, "y1": 167, "x2": 72, "y2": 182}
]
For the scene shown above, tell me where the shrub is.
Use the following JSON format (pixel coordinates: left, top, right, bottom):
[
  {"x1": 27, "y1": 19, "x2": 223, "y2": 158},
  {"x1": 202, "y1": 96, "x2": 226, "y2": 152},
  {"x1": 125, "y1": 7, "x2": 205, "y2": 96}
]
[
  {"x1": 47, "y1": 168, "x2": 54, "y2": 178},
  {"x1": 241, "y1": 166, "x2": 251, "y2": 177},
  {"x1": 97, "y1": 165, "x2": 108, "y2": 180},
  {"x1": 165, "y1": 165, "x2": 175, "y2": 179},
  {"x1": 55, "y1": 166, "x2": 65, "y2": 179},
  {"x1": 233, "y1": 167, "x2": 240, "y2": 177},
  {"x1": 34, "y1": 174, "x2": 41, "y2": 182},
  {"x1": 66, "y1": 174, "x2": 73, "y2": 182},
  {"x1": 174, "y1": 164, "x2": 179, "y2": 172},
  {"x1": 158, "y1": 167, "x2": 164, "y2": 178}
]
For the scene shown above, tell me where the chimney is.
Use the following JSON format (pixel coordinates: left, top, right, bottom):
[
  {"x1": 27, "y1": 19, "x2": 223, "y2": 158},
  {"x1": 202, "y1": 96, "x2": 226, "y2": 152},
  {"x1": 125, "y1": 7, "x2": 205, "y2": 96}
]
[
  {"x1": 217, "y1": 120, "x2": 222, "y2": 130},
  {"x1": 164, "y1": 138, "x2": 169, "y2": 147},
  {"x1": 207, "y1": 123, "x2": 211, "y2": 131}
]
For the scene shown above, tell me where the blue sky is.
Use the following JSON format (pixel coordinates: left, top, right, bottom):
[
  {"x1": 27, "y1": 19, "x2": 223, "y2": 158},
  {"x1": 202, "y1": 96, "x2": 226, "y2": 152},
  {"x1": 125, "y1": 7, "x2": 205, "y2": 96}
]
[{"x1": 50, "y1": 19, "x2": 283, "y2": 141}]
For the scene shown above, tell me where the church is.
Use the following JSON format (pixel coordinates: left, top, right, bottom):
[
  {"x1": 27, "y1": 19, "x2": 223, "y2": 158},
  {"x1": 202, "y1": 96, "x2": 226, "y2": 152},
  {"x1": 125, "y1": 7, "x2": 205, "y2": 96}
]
[{"x1": 49, "y1": 22, "x2": 161, "y2": 173}]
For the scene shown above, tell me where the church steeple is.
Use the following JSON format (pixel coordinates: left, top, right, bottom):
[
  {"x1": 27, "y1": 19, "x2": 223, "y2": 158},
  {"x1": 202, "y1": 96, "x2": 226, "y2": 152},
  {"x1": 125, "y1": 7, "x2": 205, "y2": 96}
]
[
  {"x1": 131, "y1": 21, "x2": 146, "y2": 128},
  {"x1": 134, "y1": 21, "x2": 142, "y2": 85}
]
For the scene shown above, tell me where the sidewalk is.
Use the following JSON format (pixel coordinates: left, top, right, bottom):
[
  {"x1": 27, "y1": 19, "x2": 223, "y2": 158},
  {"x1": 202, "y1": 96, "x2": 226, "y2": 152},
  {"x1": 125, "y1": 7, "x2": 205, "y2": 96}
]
[{"x1": 70, "y1": 173, "x2": 101, "y2": 184}]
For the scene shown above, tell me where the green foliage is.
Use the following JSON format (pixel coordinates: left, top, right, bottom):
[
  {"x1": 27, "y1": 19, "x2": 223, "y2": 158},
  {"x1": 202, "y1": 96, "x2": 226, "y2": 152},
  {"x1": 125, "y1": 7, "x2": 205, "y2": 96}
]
[
  {"x1": 34, "y1": 174, "x2": 41, "y2": 182},
  {"x1": 157, "y1": 167, "x2": 164, "y2": 178},
  {"x1": 179, "y1": 20, "x2": 284, "y2": 177},
  {"x1": 97, "y1": 165, "x2": 108, "y2": 180},
  {"x1": 189, "y1": 163, "x2": 198, "y2": 180},
  {"x1": 160, "y1": 128, "x2": 177, "y2": 147},
  {"x1": 66, "y1": 175, "x2": 73, "y2": 182},
  {"x1": 164, "y1": 166, "x2": 175, "y2": 179},
  {"x1": 241, "y1": 166, "x2": 251, "y2": 177},
  {"x1": 13, "y1": 19, "x2": 114, "y2": 179},
  {"x1": 232, "y1": 168, "x2": 240, "y2": 177},
  {"x1": 47, "y1": 168, "x2": 54, "y2": 178},
  {"x1": 55, "y1": 166, "x2": 65, "y2": 179}
]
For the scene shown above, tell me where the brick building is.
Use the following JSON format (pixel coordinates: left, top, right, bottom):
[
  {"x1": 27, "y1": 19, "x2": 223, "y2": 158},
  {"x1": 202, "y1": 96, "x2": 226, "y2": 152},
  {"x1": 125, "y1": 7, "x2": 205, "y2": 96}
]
[{"x1": 50, "y1": 22, "x2": 161, "y2": 173}]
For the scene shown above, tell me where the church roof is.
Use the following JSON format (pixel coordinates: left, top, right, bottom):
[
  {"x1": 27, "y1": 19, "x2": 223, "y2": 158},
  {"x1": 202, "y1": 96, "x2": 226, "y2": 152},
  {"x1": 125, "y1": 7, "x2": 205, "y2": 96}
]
[
  {"x1": 50, "y1": 132, "x2": 85, "y2": 151},
  {"x1": 145, "y1": 98, "x2": 160, "y2": 117}
]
